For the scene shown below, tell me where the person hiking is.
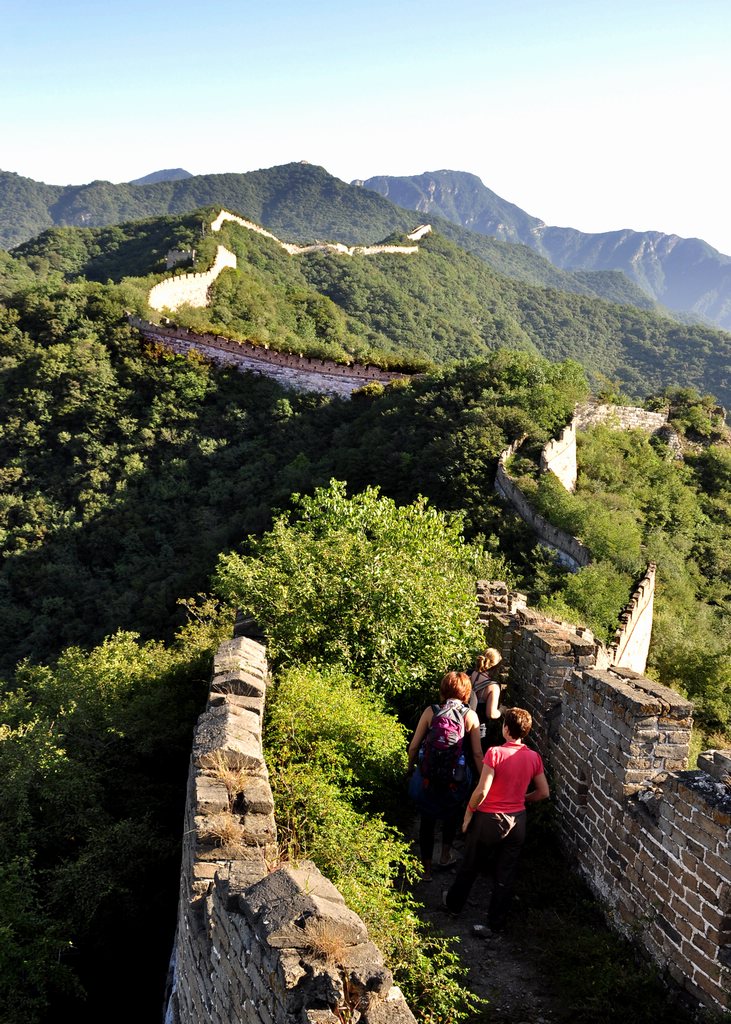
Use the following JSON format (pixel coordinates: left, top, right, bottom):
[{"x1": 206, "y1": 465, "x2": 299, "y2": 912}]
[
  {"x1": 407, "y1": 671, "x2": 483, "y2": 881},
  {"x1": 469, "y1": 648, "x2": 503, "y2": 753},
  {"x1": 442, "y1": 706, "x2": 549, "y2": 931}
]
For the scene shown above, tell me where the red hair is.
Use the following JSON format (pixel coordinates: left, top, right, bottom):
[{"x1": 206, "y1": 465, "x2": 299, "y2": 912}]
[{"x1": 439, "y1": 671, "x2": 472, "y2": 703}]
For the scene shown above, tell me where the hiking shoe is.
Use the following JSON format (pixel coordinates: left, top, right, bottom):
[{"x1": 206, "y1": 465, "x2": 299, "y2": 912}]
[
  {"x1": 472, "y1": 924, "x2": 493, "y2": 939},
  {"x1": 441, "y1": 890, "x2": 458, "y2": 917}
]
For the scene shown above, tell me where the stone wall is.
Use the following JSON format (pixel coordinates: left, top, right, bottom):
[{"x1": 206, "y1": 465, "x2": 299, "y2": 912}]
[
  {"x1": 165, "y1": 635, "x2": 415, "y2": 1024},
  {"x1": 210, "y1": 209, "x2": 423, "y2": 257},
  {"x1": 495, "y1": 433, "x2": 656, "y2": 674},
  {"x1": 539, "y1": 401, "x2": 679, "y2": 494},
  {"x1": 477, "y1": 584, "x2": 731, "y2": 1014},
  {"x1": 494, "y1": 437, "x2": 592, "y2": 570},
  {"x1": 574, "y1": 401, "x2": 670, "y2": 433},
  {"x1": 149, "y1": 245, "x2": 237, "y2": 312},
  {"x1": 540, "y1": 421, "x2": 577, "y2": 491},
  {"x1": 131, "y1": 317, "x2": 409, "y2": 399},
  {"x1": 607, "y1": 562, "x2": 656, "y2": 671}
]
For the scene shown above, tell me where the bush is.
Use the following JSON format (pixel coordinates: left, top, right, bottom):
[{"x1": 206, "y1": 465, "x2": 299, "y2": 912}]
[
  {"x1": 266, "y1": 663, "x2": 408, "y2": 811},
  {"x1": 215, "y1": 480, "x2": 489, "y2": 707},
  {"x1": 265, "y1": 665, "x2": 483, "y2": 1024}
]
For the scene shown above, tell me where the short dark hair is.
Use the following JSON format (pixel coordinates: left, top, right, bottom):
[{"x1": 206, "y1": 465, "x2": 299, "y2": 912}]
[
  {"x1": 439, "y1": 671, "x2": 472, "y2": 704},
  {"x1": 503, "y1": 707, "x2": 532, "y2": 740}
]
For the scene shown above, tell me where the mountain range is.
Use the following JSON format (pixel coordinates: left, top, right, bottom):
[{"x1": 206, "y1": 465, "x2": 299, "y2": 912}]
[
  {"x1": 7, "y1": 194, "x2": 731, "y2": 408},
  {"x1": 357, "y1": 170, "x2": 731, "y2": 330},
  {"x1": 0, "y1": 164, "x2": 680, "y2": 318}
]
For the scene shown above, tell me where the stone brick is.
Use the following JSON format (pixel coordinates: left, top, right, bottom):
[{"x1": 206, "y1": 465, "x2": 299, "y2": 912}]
[
  {"x1": 195, "y1": 775, "x2": 230, "y2": 815},
  {"x1": 704, "y1": 848, "x2": 731, "y2": 883},
  {"x1": 212, "y1": 670, "x2": 267, "y2": 700},
  {"x1": 691, "y1": 969, "x2": 730, "y2": 1010},
  {"x1": 361, "y1": 985, "x2": 418, "y2": 1023},
  {"x1": 696, "y1": 859, "x2": 726, "y2": 893}
]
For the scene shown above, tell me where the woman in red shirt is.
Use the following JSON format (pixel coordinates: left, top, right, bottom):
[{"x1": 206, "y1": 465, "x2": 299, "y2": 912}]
[{"x1": 442, "y1": 707, "x2": 549, "y2": 932}]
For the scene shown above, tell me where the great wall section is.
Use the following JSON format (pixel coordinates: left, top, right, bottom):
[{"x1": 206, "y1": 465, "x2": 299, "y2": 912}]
[
  {"x1": 167, "y1": 588, "x2": 730, "y2": 1022},
  {"x1": 132, "y1": 317, "x2": 408, "y2": 398},
  {"x1": 165, "y1": 632, "x2": 416, "y2": 1024},
  {"x1": 478, "y1": 581, "x2": 731, "y2": 1014},
  {"x1": 146, "y1": 212, "x2": 728, "y2": 1019},
  {"x1": 138, "y1": 209, "x2": 427, "y2": 397}
]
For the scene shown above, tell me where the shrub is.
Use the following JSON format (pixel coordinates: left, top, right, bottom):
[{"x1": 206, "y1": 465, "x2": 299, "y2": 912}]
[{"x1": 215, "y1": 480, "x2": 488, "y2": 707}]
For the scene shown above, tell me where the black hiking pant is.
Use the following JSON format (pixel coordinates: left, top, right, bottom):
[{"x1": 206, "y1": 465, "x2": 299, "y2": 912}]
[{"x1": 444, "y1": 809, "x2": 526, "y2": 929}]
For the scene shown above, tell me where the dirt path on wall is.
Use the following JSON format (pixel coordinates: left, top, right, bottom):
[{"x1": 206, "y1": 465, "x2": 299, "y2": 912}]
[
  {"x1": 410, "y1": 827, "x2": 560, "y2": 1024},
  {"x1": 406, "y1": 820, "x2": 705, "y2": 1024}
]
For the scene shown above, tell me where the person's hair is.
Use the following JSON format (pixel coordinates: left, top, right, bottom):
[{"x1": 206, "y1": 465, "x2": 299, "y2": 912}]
[
  {"x1": 503, "y1": 707, "x2": 532, "y2": 740},
  {"x1": 475, "y1": 648, "x2": 502, "y2": 674},
  {"x1": 439, "y1": 671, "x2": 472, "y2": 704}
]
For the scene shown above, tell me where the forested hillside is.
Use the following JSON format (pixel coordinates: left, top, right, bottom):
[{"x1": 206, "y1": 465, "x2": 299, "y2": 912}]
[
  {"x1": 0, "y1": 164, "x2": 661, "y2": 312},
  {"x1": 1, "y1": 205, "x2": 729, "y2": 1024},
  {"x1": 360, "y1": 169, "x2": 731, "y2": 330}
]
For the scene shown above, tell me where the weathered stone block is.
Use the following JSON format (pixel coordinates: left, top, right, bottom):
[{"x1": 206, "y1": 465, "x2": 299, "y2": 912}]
[
  {"x1": 212, "y1": 669, "x2": 267, "y2": 700},
  {"x1": 243, "y1": 862, "x2": 368, "y2": 951},
  {"x1": 195, "y1": 775, "x2": 230, "y2": 815},
  {"x1": 193, "y1": 703, "x2": 264, "y2": 772},
  {"x1": 361, "y1": 985, "x2": 418, "y2": 1023}
]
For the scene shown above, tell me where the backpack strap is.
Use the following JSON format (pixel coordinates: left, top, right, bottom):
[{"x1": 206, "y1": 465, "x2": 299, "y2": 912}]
[{"x1": 472, "y1": 671, "x2": 495, "y2": 698}]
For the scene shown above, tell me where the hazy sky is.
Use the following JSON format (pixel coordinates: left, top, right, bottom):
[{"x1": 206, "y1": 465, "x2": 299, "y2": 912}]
[{"x1": 2, "y1": 0, "x2": 730, "y2": 252}]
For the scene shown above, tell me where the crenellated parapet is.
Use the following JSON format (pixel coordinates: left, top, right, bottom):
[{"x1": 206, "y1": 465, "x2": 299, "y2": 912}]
[
  {"x1": 539, "y1": 421, "x2": 577, "y2": 490},
  {"x1": 476, "y1": 582, "x2": 731, "y2": 1014},
  {"x1": 495, "y1": 430, "x2": 656, "y2": 674},
  {"x1": 210, "y1": 209, "x2": 425, "y2": 256},
  {"x1": 131, "y1": 316, "x2": 410, "y2": 399},
  {"x1": 494, "y1": 436, "x2": 591, "y2": 571},
  {"x1": 149, "y1": 245, "x2": 237, "y2": 313},
  {"x1": 607, "y1": 562, "x2": 656, "y2": 671},
  {"x1": 165, "y1": 634, "x2": 415, "y2": 1024}
]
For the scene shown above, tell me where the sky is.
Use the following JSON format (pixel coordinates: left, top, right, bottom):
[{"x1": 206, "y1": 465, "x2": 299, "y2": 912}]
[{"x1": 2, "y1": 0, "x2": 730, "y2": 252}]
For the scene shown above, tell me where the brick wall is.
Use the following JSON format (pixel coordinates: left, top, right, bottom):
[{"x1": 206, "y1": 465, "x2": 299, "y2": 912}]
[
  {"x1": 607, "y1": 563, "x2": 656, "y2": 671},
  {"x1": 149, "y1": 245, "x2": 237, "y2": 312},
  {"x1": 165, "y1": 635, "x2": 415, "y2": 1024},
  {"x1": 494, "y1": 438, "x2": 592, "y2": 570},
  {"x1": 210, "y1": 209, "x2": 422, "y2": 257},
  {"x1": 131, "y1": 318, "x2": 409, "y2": 398},
  {"x1": 494, "y1": 435, "x2": 655, "y2": 674},
  {"x1": 477, "y1": 584, "x2": 731, "y2": 1014},
  {"x1": 540, "y1": 422, "x2": 577, "y2": 491}
]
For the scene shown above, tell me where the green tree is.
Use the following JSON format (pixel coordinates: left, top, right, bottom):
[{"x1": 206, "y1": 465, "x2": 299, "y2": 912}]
[{"x1": 214, "y1": 480, "x2": 491, "y2": 704}]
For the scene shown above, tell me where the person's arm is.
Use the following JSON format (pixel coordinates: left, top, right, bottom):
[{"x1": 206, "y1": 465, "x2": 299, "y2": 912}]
[
  {"x1": 485, "y1": 682, "x2": 501, "y2": 719},
  {"x1": 407, "y1": 707, "x2": 434, "y2": 770},
  {"x1": 462, "y1": 762, "x2": 495, "y2": 831},
  {"x1": 464, "y1": 709, "x2": 483, "y2": 776},
  {"x1": 525, "y1": 771, "x2": 550, "y2": 803}
]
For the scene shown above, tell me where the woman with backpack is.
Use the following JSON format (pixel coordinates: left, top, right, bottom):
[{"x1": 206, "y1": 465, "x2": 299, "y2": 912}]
[
  {"x1": 407, "y1": 671, "x2": 483, "y2": 881},
  {"x1": 469, "y1": 649, "x2": 504, "y2": 754}
]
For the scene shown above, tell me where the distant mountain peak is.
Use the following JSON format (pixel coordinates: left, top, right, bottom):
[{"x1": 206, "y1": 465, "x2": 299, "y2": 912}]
[{"x1": 128, "y1": 168, "x2": 193, "y2": 186}]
